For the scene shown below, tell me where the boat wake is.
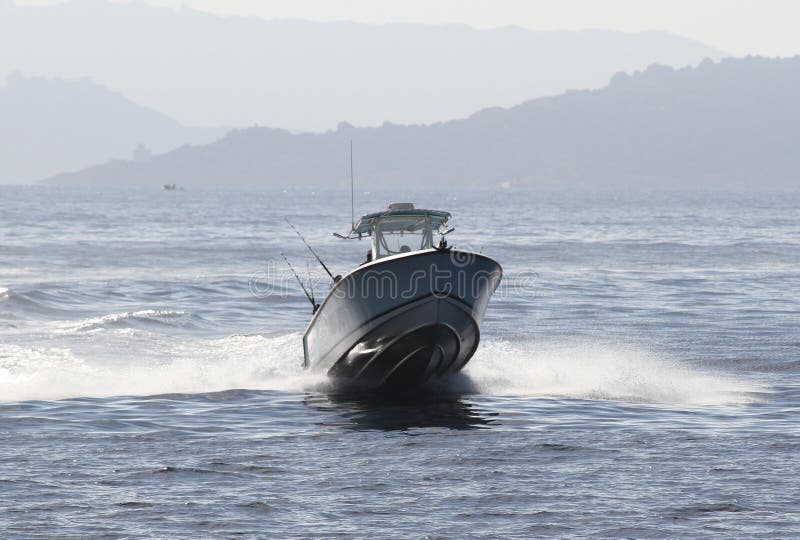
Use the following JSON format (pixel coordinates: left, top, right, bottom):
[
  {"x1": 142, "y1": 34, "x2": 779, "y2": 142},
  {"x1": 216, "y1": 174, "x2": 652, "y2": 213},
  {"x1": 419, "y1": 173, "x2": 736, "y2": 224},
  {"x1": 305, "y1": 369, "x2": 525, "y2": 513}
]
[
  {"x1": 461, "y1": 340, "x2": 763, "y2": 405},
  {"x1": 0, "y1": 333, "x2": 327, "y2": 403},
  {"x1": 0, "y1": 332, "x2": 761, "y2": 404}
]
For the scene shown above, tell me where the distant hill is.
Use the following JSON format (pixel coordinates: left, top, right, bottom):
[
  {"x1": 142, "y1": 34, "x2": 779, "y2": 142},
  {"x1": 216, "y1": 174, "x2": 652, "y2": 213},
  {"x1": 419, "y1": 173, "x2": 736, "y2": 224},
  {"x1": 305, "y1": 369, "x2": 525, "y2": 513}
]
[
  {"x1": 43, "y1": 56, "x2": 800, "y2": 189},
  {"x1": 0, "y1": 0, "x2": 725, "y2": 131},
  {"x1": 0, "y1": 74, "x2": 225, "y2": 183}
]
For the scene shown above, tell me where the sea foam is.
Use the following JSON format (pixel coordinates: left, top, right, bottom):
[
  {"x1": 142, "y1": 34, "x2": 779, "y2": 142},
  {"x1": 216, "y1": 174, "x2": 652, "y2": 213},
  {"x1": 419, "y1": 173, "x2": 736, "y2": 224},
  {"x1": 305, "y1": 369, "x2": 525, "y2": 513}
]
[
  {"x1": 0, "y1": 333, "x2": 327, "y2": 402},
  {"x1": 462, "y1": 340, "x2": 761, "y2": 405}
]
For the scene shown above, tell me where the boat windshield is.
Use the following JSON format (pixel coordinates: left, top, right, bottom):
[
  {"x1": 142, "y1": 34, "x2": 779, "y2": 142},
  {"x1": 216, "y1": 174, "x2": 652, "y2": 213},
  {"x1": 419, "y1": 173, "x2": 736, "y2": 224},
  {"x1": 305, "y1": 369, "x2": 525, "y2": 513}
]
[{"x1": 372, "y1": 215, "x2": 434, "y2": 259}]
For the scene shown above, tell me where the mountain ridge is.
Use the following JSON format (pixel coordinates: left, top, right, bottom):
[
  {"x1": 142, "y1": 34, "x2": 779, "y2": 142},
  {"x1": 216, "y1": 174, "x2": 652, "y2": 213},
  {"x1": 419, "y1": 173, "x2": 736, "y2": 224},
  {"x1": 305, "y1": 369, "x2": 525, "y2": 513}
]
[
  {"x1": 41, "y1": 55, "x2": 800, "y2": 189},
  {"x1": 0, "y1": 74, "x2": 226, "y2": 183}
]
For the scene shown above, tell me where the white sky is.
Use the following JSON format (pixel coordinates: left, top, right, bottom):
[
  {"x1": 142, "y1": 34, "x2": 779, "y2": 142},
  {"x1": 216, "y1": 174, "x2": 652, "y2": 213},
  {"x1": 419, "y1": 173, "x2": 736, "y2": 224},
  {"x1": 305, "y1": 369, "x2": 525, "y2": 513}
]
[{"x1": 16, "y1": 0, "x2": 800, "y2": 57}]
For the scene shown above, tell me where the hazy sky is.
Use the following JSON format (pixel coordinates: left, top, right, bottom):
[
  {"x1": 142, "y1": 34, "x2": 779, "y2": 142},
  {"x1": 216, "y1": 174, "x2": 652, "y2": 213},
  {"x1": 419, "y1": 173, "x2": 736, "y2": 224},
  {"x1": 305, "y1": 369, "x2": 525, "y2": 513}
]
[{"x1": 16, "y1": 0, "x2": 800, "y2": 57}]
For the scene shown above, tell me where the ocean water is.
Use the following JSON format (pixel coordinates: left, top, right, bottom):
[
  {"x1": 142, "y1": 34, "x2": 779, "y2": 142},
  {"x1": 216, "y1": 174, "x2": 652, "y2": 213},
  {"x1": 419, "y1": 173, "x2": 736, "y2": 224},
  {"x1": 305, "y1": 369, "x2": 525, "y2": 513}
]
[{"x1": 1, "y1": 185, "x2": 799, "y2": 538}]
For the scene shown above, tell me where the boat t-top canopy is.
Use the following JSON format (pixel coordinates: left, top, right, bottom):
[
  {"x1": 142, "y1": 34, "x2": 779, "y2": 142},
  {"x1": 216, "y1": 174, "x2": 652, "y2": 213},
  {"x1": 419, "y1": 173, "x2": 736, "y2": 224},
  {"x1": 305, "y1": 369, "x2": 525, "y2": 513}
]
[
  {"x1": 347, "y1": 203, "x2": 451, "y2": 238},
  {"x1": 340, "y1": 203, "x2": 452, "y2": 260}
]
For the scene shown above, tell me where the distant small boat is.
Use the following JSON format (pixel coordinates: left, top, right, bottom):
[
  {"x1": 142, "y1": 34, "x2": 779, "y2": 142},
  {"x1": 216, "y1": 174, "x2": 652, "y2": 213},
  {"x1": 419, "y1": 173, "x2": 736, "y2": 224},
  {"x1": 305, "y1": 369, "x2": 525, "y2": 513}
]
[
  {"x1": 163, "y1": 183, "x2": 178, "y2": 191},
  {"x1": 301, "y1": 202, "x2": 502, "y2": 390}
]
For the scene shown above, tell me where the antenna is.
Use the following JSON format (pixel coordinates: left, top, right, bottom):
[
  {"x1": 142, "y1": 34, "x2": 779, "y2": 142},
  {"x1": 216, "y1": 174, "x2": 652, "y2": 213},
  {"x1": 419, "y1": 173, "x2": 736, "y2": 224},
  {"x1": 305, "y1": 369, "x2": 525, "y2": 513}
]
[
  {"x1": 285, "y1": 218, "x2": 334, "y2": 281},
  {"x1": 350, "y1": 140, "x2": 355, "y2": 232},
  {"x1": 281, "y1": 253, "x2": 318, "y2": 312}
]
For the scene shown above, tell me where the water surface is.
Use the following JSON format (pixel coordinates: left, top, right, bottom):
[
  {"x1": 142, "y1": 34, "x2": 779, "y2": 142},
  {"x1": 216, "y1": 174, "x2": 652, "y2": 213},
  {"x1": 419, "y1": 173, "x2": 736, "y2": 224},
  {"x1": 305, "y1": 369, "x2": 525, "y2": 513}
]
[{"x1": 1, "y1": 186, "x2": 798, "y2": 538}]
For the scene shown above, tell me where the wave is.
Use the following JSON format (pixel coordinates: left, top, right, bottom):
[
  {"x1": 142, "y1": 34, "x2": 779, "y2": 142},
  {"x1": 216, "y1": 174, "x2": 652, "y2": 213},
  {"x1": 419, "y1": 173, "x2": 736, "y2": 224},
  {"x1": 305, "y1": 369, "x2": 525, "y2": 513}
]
[
  {"x1": 65, "y1": 310, "x2": 211, "y2": 333},
  {"x1": 0, "y1": 333, "x2": 761, "y2": 404},
  {"x1": 0, "y1": 286, "x2": 94, "y2": 318},
  {"x1": 0, "y1": 287, "x2": 55, "y2": 315}
]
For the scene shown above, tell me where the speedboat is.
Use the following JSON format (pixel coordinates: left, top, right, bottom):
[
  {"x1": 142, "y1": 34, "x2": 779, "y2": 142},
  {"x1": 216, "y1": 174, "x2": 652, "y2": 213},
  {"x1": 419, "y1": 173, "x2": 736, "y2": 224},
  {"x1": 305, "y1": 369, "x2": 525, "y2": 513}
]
[{"x1": 302, "y1": 202, "x2": 502, "y2": 389}]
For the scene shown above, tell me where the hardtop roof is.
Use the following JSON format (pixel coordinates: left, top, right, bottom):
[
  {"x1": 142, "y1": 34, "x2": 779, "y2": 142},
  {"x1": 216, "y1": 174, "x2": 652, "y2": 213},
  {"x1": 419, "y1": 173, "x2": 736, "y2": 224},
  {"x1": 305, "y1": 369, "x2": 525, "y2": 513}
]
[{"x1": 351, "y1": 207, "x2": 451, "y2": 236}]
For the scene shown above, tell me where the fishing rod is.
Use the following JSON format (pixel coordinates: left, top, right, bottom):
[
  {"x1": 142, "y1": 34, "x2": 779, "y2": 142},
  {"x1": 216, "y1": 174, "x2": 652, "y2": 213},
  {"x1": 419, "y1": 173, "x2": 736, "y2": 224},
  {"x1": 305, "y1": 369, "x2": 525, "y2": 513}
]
[
  {"x1": 306, "y1": 260, "x2": 316, "y2": 307},
  {"x1": 285, "y1": 218, "x2": 335, "y2": 281},
  {"x1": 281, "y1": 252, "x2": 318, "y2": 312}
]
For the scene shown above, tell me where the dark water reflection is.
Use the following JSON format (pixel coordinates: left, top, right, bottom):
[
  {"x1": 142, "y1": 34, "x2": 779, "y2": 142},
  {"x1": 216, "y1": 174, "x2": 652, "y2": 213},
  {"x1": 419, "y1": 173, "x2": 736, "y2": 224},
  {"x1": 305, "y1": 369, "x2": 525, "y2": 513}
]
[{"x1": 305, "y1": 389, "x2": 499, "y2": 431}]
